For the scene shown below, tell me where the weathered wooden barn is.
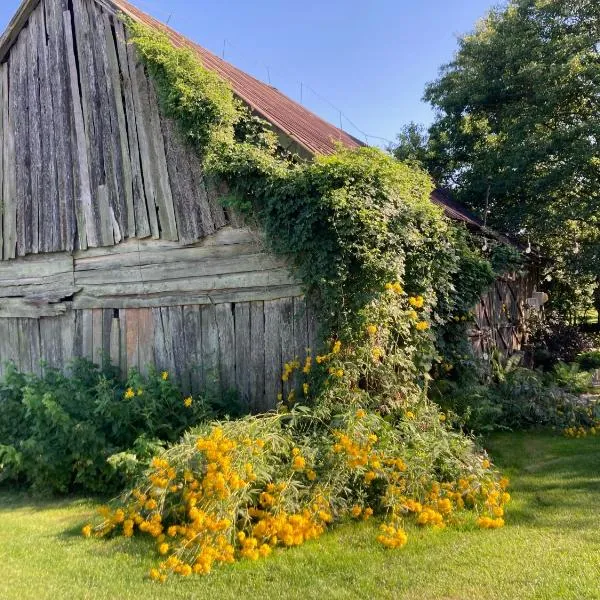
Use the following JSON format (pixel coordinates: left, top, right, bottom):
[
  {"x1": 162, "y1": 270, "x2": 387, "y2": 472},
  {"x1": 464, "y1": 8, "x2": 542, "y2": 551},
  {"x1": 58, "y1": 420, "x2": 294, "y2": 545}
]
[{"x1": 0, "y1": 0, "x2": 539, "y2": 408}]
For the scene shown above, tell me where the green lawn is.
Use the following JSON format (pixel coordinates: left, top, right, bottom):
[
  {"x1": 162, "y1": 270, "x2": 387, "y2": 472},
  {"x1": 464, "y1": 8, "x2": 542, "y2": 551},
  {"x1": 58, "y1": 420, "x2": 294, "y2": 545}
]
[{"x1": 1, "y1": 432, "x2": 599, "y2": 600}]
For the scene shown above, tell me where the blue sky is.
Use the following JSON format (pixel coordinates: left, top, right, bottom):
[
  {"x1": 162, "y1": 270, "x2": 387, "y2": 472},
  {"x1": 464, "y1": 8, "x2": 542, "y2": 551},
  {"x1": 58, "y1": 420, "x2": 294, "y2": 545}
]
[{"x1": 0, "y1": 0, "x2": 497, "y2": 146}]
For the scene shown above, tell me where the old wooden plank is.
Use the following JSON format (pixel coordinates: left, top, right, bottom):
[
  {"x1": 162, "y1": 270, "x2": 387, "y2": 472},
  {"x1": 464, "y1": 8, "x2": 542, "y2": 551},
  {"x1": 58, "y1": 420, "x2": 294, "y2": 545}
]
[
  {"x1": 137, "y1": 308, "x2": 155, "y2": 374},
  {"x1": 215, "y1": 303, "x2": 235, "y2": 394},
  {"x1": 101, "y1": 7, "x2": 134, "y2": 238},
  {"x1": 0, "y1": 299, "x2": 68, "y2": 319},
  {"x1": 249, "y1": 301, "x2": 265, "y2": 412},
  {"x1": 144, "y1": 74, "x2": 178, "y2": 241},
  {"x1": 12, "y1": 32, "x2": 30, "y2": 257},
  {"x1": 125, "y1": 308, "x2": 140, "y2": 372},
  {"x1": 72, "y1": 285, "x2": 304, "y2": 310},
  {"x1": 62, "y1": 7, "x2": 95, "y2": 249},
  {"x1": 17, "y1": 319, "x2": 33, "y2": 373},
  {"x1": 39, "y1": 315, "x2": 62, "y2": 369},
  {"x1": 168, "y1": 306, "x2": 187, "y2": 388},
  {"x1": 0, "y1": 252, "x2": 73, "y2": 279},
  {"x1": 200, "y1": 304, "x2": 220, "y2": 397},
  {"x1": 89, "y1": 1, "x2": 127, "y2": 243},
  {"x1": 279, "y1": 297, "x2": 295, "y2": 400},
  {"x1": 127, "y1": 40, "x2": 160, "y2": 239},
  {"x1": 109, "y1": 316, "x2": 120, "y2": 367},
  {"x1": 82, "y1": 309, "x2": 93, "y2": 360},
  {"x1": 29, "y1": 317, "x2": 42, "y2": 375},
  {"x1": 2, "y1": 59, "x2": 16, "y2": 260},
  {"x1": 161, "y1": 115, "x2": 205, "y2": 244},
  {"x1": 0, "y1": 60, "x2": 4, "y2": 260},
  {"x1": 234, "y1": 302, "x2": 251, "y2": 410},
  {"x1": 114, "y1": 20, "x2": 150, "y2": 238},
  {"x1": 74, "y1": 242, "x2": 263, "y2": 271},
  {"x1": 92, "y1": 308, "x2": 104, "y2": 366},
  {"x1": 71, "y1": 0, "x2": 111, "y2": 248},
  {"x1": 183, "y1": 305, "x2": 202, "y2": 394},
  {"x1": 36, "y1": 2, "x2": 57, "y2": 254},
  {"x1": 75, "y1": 268, "x2": 297, "y2": 298},
  {"x1": 74, "y1": 253, "x2": 289, "y2": 285},
  {"x1": 46, "y1": 0, "x2": 75, "y2": 252},
  {"x1": 97, "y1": 185, "x2": 114, "y2": 245},
  {"x1": 263, "y1": 299, "x2": 282, "y2": 410},
  {"x1": 293, "y1": 296, "x2": 309, "y2": 365},
  {"x1": 27, "y1": 8, "x2": 42, "y2": 255},
  {"x1": 61, "y1": 310, "x2": 77, "y2": 368}
]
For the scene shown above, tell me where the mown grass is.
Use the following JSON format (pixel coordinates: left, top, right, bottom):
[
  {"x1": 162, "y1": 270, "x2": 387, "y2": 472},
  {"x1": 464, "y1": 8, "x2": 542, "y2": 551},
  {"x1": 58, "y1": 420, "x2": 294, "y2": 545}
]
[{"x1": 1, "y1": 432, "x2": 598, "y2": 600}]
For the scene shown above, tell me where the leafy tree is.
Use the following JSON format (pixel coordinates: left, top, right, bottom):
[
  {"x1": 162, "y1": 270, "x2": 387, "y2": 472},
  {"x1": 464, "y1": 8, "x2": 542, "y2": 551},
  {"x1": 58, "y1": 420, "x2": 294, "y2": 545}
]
[{"x1": 407, "y1": 0, "x2": 600, "y2": 316}]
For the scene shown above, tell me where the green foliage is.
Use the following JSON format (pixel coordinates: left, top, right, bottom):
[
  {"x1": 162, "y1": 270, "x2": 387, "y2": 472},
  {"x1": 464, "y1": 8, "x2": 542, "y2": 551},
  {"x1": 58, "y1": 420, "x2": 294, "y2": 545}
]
[
  {"x1": 125, "y1": 20, "x2": 506, "y2": 413},
  {"x1": 0, "y1": 361, "x2": 236, "y2": 495},
  {"x1": 420, "y1": 0, "x2": 600, "y2": 310},
  {"x1": 576, "y1": 349, "x2": 600, "y2": 371}
]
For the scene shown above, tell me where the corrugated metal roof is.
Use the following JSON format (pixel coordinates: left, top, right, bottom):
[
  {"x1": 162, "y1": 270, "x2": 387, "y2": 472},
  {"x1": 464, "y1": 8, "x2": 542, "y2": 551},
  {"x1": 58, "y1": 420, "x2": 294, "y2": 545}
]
[{"x1": 105, "y1": 0, "x2": 364, "y2": 156}]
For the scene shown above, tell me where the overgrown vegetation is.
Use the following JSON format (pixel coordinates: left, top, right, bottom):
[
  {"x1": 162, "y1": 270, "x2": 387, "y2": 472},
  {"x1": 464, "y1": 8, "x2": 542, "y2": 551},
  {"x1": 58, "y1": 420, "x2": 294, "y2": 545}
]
[{"x1": 0, "y1": 361, "x2": 241, "y2": 495}]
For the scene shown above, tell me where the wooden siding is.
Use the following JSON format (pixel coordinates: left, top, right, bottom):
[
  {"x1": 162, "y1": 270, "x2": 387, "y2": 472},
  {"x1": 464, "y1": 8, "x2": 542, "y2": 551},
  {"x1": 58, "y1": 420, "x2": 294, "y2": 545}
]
[
  {"x1": 0, "y1": 0, "x2": 227, "y2": 261},
  {"x1": 469, "y1": 270, "x2": 539, "y2": 357},
  {"x1": 0, "y1": 298, "x2": 318, "y2": 411}
]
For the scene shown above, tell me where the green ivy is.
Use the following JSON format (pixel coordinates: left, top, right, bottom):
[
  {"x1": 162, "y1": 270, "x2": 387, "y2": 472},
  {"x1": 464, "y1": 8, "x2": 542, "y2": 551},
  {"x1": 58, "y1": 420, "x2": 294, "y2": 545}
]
[{"x1": 125, "y1": 21, "x2": 511, "y2": 409}]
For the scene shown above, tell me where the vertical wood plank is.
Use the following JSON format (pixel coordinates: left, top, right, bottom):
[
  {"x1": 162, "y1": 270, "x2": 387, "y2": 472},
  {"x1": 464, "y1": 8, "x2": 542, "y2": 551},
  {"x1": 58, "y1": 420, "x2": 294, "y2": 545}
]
[
  {"x1": 279, "y1": 298, "x2": 295, "y2": 400},
  {"x1": 125, "y1": 308, "x2": 140, "y2": 372},
  {"x1": 82, "y1": 309, "x2": 93, "y2": 360},
  {"x1": 234, "y1": 302, "x2": 251, "y2": 409},
  {"x1": 263, "y1": 299, "x2": 282, "y2": 410},
  {"x1": 249, "y1": 301, "x2": 265, "y2": 412},
  {"x1": 2, "y1": 58, "x2": 15, "y2": 259},
  {"x1": 137, "y1": 308, "x2": 155, "y2": 374},
  {"x1": 216, "y1": 303, "x2": 236, "y2": 397},
  {"x1": 200, "y1": 304, "x2": 220, "y2": 397},
  {"x1": 183, "y1": 305, "x2": 202, "y2": 394},
  {"x1": 92, "y1": 308, "x2": 103, "y2": 366}
]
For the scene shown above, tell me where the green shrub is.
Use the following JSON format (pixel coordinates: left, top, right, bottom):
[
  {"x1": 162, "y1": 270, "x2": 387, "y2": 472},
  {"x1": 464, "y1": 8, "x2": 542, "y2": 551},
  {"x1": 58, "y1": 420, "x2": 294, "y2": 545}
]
[
  {"x1": 576, "y1": 350, "x2": 600, "y2": 371},
  {"x1": 0, "y1": 360, "x2": 238, "y2": 495}
]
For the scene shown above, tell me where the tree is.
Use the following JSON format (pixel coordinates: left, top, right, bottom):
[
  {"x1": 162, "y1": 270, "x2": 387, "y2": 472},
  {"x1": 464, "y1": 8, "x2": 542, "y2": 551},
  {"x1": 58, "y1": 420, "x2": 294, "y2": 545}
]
[{"x1": 415, "y1": 0, "x2": 600, "y2": 314}]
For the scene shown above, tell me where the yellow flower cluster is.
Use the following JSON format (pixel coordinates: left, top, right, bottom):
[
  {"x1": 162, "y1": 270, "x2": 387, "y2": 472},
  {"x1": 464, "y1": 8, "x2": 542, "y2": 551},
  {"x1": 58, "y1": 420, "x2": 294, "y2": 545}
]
[
  {"x1": 408, "y1": 295, "x2": 424, "y2": 309},
  {"x1": 563, "y1": 420, "x2": 600, "y2": 438},
  {"x1": 124, "y1": 387, "x2": 136, "y2": 400},
  {"x1": 415, "y1": 321, "x2": 430, "y2": 331},
  {"x1": 377, "y1": 523, "x2": 408, "y2": 548},
  {"x1": 385, "y1": 282, "x2": 404, "y2": 294}
]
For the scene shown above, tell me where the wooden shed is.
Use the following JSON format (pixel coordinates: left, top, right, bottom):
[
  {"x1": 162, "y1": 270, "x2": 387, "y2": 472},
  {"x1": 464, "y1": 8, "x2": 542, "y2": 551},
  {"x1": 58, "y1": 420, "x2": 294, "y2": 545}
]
[{"x1": 0, "y1": 0, "x2": 539, "y2": 408}]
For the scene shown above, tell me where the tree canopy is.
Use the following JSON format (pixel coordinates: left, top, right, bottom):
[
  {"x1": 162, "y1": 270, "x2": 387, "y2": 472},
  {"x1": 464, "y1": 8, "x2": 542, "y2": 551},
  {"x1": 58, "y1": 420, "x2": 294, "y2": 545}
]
[{"x1": 397, "y1": 0, "x2": 600, "y2": 312}]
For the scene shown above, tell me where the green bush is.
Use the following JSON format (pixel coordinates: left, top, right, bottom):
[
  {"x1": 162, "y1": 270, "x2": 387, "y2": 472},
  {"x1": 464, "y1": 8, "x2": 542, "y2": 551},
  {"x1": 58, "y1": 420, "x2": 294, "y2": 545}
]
[
  {"x1": 576, "y1": 350, "x2": 600, "y2": 372},
  {"x1": 0, "y1": 360, "x2": 239, "y2": 495}
]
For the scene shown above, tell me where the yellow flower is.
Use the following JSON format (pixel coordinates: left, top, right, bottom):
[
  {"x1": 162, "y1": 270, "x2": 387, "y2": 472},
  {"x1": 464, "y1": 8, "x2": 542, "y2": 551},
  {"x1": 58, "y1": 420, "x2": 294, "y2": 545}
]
[
  {"x1": 439, "y1": 414, "x2": 446, "y2": 422},
  {"x1": 184, "y1": 396, "x2": 193, "y2": 408},
  {"x1": 292, "y1": 455, "x2": 306, "y2": 471},
  {"x1": 482, "y1": 459, "x2": 491, "y2": 469},
  {"x1": 306, "y1": 469, "x2": 317, "y2": 481},
  {"x1": 161, "y1": 371, "x2": 169, "y2": 381},
  {"x1": 124, "y1": 387, "x2": 135, "y2": 400},
  {"x1": 303, "y1": 383, "x2": 310, "y2": 396},
  {"x1": 415, "y1": 321, "x2": 429, "y2": 331},
  {"x1": 356, "y1": 409, "x2": 366, "y2": 419},
  {"x1": 81, "y1": 524, "x2": 92, "y2": 538},
  {"x1": 408, "y1": 310, "x2": 418, "y2": 320},
  {"x1": 351, "y1": 505, "x2": 362, "y2": 518},
  {"x1": 372, "y1": 346, "x2": 384, "y2": 361},
  {"x1": 366, "y1": 324, "x2": 378, "y2": 336},
  {"x1": 408, "y1": 295, "x2": 424, "y2": 309},
  {"x1": 158, "y1": 542, "x2": 169, "y2": 555},
  {"x1": 405, "y1": 411, "x2": 415, "y2": 420},
  {"x1": 332, "y1": 340, "x2": 342, "y2": 354}
]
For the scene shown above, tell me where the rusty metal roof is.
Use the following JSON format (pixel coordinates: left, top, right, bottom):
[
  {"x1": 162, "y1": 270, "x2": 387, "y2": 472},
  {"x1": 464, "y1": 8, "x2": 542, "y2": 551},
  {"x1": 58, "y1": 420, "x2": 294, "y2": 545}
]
[{"x1": 105, "y1": 0, "x2": 364, "y2": 156}]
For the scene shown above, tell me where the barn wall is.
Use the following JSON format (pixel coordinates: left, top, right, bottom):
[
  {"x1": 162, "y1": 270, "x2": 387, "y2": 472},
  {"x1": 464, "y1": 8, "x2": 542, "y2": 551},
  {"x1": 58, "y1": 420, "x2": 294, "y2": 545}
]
[
  {"x1": 0, "y1": 226, "x2": 316, "y2": 410},
  {"x1": 0, "y1": 0, "x2": 227, "y2": 261},
  {"x1": 469, "y1": 269, "x2": 539, "y2": 357}
]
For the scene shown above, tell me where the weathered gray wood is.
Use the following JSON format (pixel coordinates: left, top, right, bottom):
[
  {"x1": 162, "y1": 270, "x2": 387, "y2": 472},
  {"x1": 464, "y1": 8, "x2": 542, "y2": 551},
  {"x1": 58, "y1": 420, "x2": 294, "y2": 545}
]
[
  {"x1": 2, "y1": 60, "x2": 15, "y2": 260},
  {"x1": 249, "y1": 301, "x2": 265, "y2": 412},
  {"x1": 125, "y1": 308, "x2": 140, "y2": 372},
  {"x1": 215, "y1": 303, "x2": 236, "y2": 395},
  {"x1": 89, "y1": 1, "x2": 127, "y2": 242},
  {"x1": 102, "y1": 11, "x2": 135, "y2": 239},
  {"x1": 263, "y1": 299, "x2": 282, "y2": 409},
  {"x1": 0, "y1": 252, "x2": 73, "y2": 279},
  {"x1": 0, "y1": 299, "x2": 68, "y2": 319},
  {"x1": 113, "y1": 20, "x2": 150, "y2": 239},
  {"x1": 26, "y1": 10, "x2": 41, "y2": 255},
  {"x1": 279, "y1": 297, "x2": 295, "y2": 400},
  {"x1": 200, "y1": 304, "x2": 220, "y2": 395},
  {"x1": 92, "y1": 308, "x2": 104, "y2": 366},
  {"x1": 234, "y1": 302, "x2": 251, "y2": 409},
  {"x1": 63, "y1": 7, "x2": 95, "y2": 249},
  {"x1": 137, "y1": 308, "x2": 155, "y2": 373},
  {"x1": 39, "y1": 315, "x2": 62, "y2": 369},
  {"x1": 109, "y1": 316, "x2": 120, "y2": 366},
  {"x1": 61, "y1": 310, "x2": 77, "y2": 367},
  {"x1": 293, "y1": 296, "x2": 309, "y2": 367},
  {"x1": 127, "y1": 39, "x2": 160, "y2": 239},
  {"x1": 82, "y1": 309, "x2": 93, "y2": 360},
  {"x1": 144, "y1": 74, "x2": 178, "y2": 241},
  {"x1": 36, "y1": 2, "x2": 58, "y2": 254},
  {"x1": 45, "y1": 0, "x2": 75, "y2": 252},
  {"x1": 72, "y1": 285, "x2": 304, "y2": 310},
  {"x1": 183, "y1": 305, "x2": 202, "y2": 394},
  {"x1": 168, "y1": 306, "x2": 187, "y2": 387},
  {"x1": 0, "y1": 61, "x2": 4, "y2": 261}
]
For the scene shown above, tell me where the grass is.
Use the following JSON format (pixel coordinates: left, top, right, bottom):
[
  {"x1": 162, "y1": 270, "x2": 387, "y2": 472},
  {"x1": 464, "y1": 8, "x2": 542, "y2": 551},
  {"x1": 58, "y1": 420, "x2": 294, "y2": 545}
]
[{"x1": 1, "y1": 432, "x2": 599, "y2": 600}]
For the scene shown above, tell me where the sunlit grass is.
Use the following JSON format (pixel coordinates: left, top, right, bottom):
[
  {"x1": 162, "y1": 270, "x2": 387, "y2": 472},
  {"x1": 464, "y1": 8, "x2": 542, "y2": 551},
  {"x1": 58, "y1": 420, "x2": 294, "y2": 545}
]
[{"x1": 1, "y1": 432, "x2": 599, "y2": 599}]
